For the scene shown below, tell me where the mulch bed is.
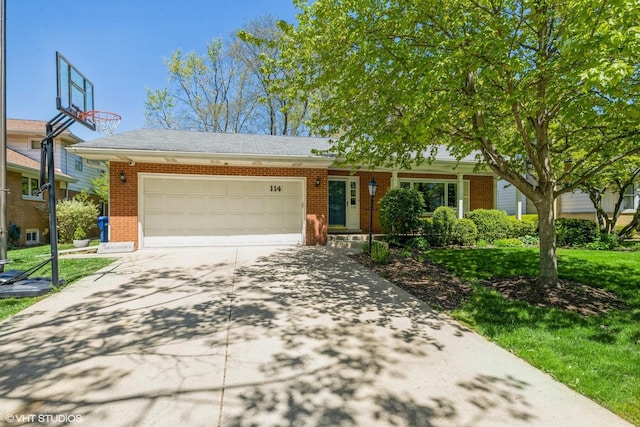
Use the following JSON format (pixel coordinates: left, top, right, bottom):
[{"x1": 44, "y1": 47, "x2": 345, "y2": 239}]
[{"x1": 351, "y1": 250, "x2": 624, "y2": 315}]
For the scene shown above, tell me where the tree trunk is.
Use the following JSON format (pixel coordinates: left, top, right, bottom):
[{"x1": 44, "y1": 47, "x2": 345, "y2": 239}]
[{"x1": 536, "y1": 191, "x2": 559, "y2": 292}]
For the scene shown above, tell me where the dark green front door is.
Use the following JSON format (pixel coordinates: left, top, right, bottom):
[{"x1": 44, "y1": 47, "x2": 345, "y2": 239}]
[{"x1": 329, "y1": 180, "x2": 346, "y2": 226}]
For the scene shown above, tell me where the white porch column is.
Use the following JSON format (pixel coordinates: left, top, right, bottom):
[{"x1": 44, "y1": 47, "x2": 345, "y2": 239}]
[
  {"x1": 457, "y1": 173, "x2": 464, "y2": 218},
  {"x1": 516, "y1": 188, "x2": 523, "y2": 220},
  {"x1": 391, "y1": 170, "x2": 400, "y2": 189}
]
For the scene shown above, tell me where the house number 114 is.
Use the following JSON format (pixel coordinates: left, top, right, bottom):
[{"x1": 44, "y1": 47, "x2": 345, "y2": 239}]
[{"x1": 270, "y1": 185, "x2": 282, "y2": 192}]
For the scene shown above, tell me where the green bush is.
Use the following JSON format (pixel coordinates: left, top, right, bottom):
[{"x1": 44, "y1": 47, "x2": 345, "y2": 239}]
[
  {"x1": 451, "y1": 218, "x2": 478, "y2": 246},
  {"x1": 430, "y1": 206, "x2": 457, "y2": 246},
  {"x1": 585, "y1": 233, "x2": 620, "y2": 250},
  {"x1": 370, "y1": 241, "x2": 390, "y2": 264},
  {"x1": 507, "y1": 214, "x2": 538, "y2": 238},
  {"x1": 466, "y1": 209, "x2": 510, "y2": 243},
  {"x1": 518, "y1": 234, "x2": 539, "y2": 246},
  {"x1": 555, "y1": 218, "x2": 599, "y2": 247},
  {"x1": 379, "y1": 188, "x2": 424, "y2": 237},
  {"x1": 56, "y1": 196, "x2": 100, "y2": 244},
  {"x1": 405, "y1": 236, "x2": 430, "y2": 251},
  {"x1": 493, "y1": 238, "x2": 525, "y2": 247}
]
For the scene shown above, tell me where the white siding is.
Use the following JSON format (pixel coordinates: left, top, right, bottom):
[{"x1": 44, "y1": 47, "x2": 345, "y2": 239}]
[{"x1": 496, "y1": 180, "x2": 527, "y2": 215}]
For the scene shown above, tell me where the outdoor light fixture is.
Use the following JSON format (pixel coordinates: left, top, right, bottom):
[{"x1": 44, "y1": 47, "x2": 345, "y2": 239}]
[
  {"x1": 119, "y1": 171, "x2": 126, "y2": 184},
  {"x1": 315, "y1": 177, "x2": 321, "y2": 187},
  {"x1": 367, "y1": 178, "x2": 378, "y2": 255}
]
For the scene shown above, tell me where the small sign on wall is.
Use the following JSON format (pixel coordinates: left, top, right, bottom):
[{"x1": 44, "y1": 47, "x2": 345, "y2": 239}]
[{"x1": 97, "y1": 242, "x2": 135, "y2": 254}]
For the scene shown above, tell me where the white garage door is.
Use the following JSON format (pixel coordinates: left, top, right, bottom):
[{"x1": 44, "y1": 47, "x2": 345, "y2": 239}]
[{"x1": 141, "y1": 175, "x2": 304, "y2": 247}]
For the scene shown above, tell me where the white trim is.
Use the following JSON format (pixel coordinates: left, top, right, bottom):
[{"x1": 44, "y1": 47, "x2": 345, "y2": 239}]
[
  {"x1": 328, "y1": 176, "x2": 361, "y2": 230},
  {"x1": 138, "y1": 173, "x2": 306, "y2": 248},
  {"x1": 399, "y1": 177, "x2": 470, "y2": 214},
  {"x1": 25, "y1": 229, "x2": 40, "y2": 245},
  {"x1": 21, "y1": 175, "x2": 43, "y2": 201}
]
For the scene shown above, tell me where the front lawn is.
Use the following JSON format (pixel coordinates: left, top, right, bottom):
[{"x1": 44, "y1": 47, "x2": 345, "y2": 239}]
[
  {"x1": 0, "y1": 245, "x2": 115, "y2": 322},
  {"x1": 424, "y1": 248, "x2": 640, "y2": 425}
]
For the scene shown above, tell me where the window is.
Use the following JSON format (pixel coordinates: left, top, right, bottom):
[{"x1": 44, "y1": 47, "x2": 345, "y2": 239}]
[
  {"x1": 623, "y1": 184, "x2": 638, "y2": 211},
  {"x1": 400, "y1": 179, "x2": 470, "y2": 213},
  {"x1": 29, "y1": 139, "x2": 41, "y2": 150},
  {"x1": 22, "y1": 176, "x2": 42, "y2": 200},
  {"x1": 25, "y1": 229, "x2": 39, "y2": 245},
  {"x1": 75, "y1": 156, "x2": 83, "y2": 172}
]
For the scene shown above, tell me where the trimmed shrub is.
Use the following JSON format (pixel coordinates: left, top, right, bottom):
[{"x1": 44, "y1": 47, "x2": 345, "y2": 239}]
[
  {"x1": 56, "y1": 197, "x2": 100, "y2": 244},
  {"x1": 555, "y1": 218, "x2": 599, "y2": 247},
  {"x1": 451, "y1": 218, "x2": 478, "y2": 246},
  {"x1": 493, "y1": 238, "x2": 525, "y2": 247},
  {"x1": 507, "y1": 214, "x2": 538, "y2": 238},
  {"x1": 379, "y1": 188, "x2": 424, "y2": 237},
  {"x1": 430, "y1": 206, "x2": 457, "y2": 246},
  {"x1": 466, "y1": 209, "x2": 510, "y2": 243},
  {"x1": 405, "y1": 236, "x2": 430, "y2": 251}
]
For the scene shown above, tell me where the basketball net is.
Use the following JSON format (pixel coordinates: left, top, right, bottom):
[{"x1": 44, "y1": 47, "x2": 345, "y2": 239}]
[{"x1": 80, "y1": 110, "x2": 121, "y2": 136}]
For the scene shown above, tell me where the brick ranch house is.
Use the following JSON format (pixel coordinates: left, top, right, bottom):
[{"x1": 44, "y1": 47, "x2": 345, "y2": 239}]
[{"x1": 67, "y1": 129, "x2": 498, "y2": 249}]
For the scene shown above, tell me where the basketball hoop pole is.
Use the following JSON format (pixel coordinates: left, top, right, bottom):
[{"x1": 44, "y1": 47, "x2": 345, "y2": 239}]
[
  {"x1": 40, "y1": 113, "x2": 75, "y2": 287},
  {"x1": 0, "y1": 0, "x2": 8, "y2": 271}
]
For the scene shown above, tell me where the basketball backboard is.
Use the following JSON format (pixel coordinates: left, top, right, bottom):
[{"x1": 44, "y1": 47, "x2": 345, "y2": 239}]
[{"x1": 56, "y1": 51, "x2": 96, "y2": 131}]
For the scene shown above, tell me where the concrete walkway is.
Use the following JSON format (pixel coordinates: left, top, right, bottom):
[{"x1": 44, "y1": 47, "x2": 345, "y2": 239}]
[{"x1": 0, "y1": 246, "x2": 633, "y2": 427}]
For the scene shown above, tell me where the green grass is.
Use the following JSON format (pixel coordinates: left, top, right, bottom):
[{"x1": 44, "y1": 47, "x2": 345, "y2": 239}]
[
  {"x1": 1, "y1": 244, "x2": 115, "y2": 322},
  {"x1": 424, "y1": 248, "x2": 640, "y2": 425}
]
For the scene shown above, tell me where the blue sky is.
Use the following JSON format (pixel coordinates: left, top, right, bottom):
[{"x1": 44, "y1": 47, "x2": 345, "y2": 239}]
[{"x1": 6, "y1": 0, "x2": 300, "y2": 141}]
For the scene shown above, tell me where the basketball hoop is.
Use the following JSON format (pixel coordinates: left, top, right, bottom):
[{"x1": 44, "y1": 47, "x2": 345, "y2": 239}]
[{"x1": 79, "y1": 110, "x2": 121, "y2": 136}]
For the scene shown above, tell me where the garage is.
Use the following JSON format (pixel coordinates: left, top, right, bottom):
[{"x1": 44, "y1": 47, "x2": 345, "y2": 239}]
[{"x1": 140, "y1": 174, "x2": 305, "y2": 247}]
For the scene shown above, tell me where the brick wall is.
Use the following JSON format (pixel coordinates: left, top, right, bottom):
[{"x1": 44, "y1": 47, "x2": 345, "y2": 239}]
[
  {"x1": 467, "y1": 175, "x2": 494, "y2": 210},
  {"x1": 7, "y1": 171, "x2": 68, "y2": 245},
  {"x1": 109, "y1": 163, "x2": 329, "y2": 248}
]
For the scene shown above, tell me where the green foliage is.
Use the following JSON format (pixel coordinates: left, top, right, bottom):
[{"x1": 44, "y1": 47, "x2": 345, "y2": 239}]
[
  {"x1": 518, "y1": 235, "x2": 540, "y2": 246},
  {"x1": 405, "y1": 236, "x2": 430, "y2": 251},
  {"x1": 56, "y1": 197, "x2": 100, "y2": 244},
  {"x1": 8, "y1": 223, "x2": 21, "y2": 247},
  {"x1": 286, "y1": 0, "x2": 640, "y2": 287},
  {"x1": 370, "y1": 241, "x2": 390, "y2": 264},
  {"x1": 425, "y1": 247, "x2": 640, "y2": 423},
  {"x1": 493, "y1": 238, "x2": 525, "y2": 248},
  {"x1": 90, "y1": 169, "x2": 110, "y2": 203},
  {"x1": 508, "y1": 215, "x2": 538, "y2": 238},
  {"x1": 451, "y1": 218, "x2": 478, "y2": 246},
  {"x1": 585, "y1": 233, "x2": 621, "y2": 251},
  {"x1": 555, "y1": 218, "x2": 599, "y2": 247},
  {"x1": 429, "y1": 206, "x2": 457, "y2": 247},
  {"x1": 466, "y1": 209, "x2": 510, "y2": 243},
  {"x1": 379, "y1": 188, "x2": 424, "y2": 237}
]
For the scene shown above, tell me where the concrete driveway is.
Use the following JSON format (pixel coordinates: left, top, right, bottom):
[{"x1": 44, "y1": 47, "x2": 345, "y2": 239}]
[{"x1": 0, "y1": 246, "x2": 632, "y2": 427}]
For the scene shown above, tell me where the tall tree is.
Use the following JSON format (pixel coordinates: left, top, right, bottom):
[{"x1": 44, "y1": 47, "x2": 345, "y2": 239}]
[
  {"x1": 145, "y1": 38, "x2": 256, "y2": 132},
  {"x1": 234, "y1": 15, "x2": 311, "y2": 136},
  {"x1": 283, "y1": 0, "x2": 640, "y2": 290},
  {"x1": 146, "y1": 17, "x2": 311, "y2": 136}
]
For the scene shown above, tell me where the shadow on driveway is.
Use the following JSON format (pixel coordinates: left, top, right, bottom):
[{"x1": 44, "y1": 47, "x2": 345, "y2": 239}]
[{"x1": 0, "y1": 247, "x2": 629, "y2": 427}]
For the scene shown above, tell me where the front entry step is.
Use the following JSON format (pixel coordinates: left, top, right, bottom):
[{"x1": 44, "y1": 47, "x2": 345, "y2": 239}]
[{"x1": 327, "y1": 234, "x2": 380, "y2": 250}]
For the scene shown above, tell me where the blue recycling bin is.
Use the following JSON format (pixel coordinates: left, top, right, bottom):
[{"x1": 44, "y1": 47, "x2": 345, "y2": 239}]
[{"x1": 98, "y1": 216, "x2": 109, "y2": 243}]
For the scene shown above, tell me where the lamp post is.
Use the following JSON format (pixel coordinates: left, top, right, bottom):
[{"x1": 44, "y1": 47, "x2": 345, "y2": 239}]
[{"x1": 367, "y1": 178, "x2": 378, "y2": 255}]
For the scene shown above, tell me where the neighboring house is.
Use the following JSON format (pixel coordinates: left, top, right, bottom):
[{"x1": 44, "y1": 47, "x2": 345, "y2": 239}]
[
  {"x1": 6, "y1": 119, "x2": 103, "y2": 246},
  {"x1": 68, "y1": 129, "x2": 498, "y2": 249},
  {"x1": 497, "y1": 179, "x2": 639, "y2": 227}
]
